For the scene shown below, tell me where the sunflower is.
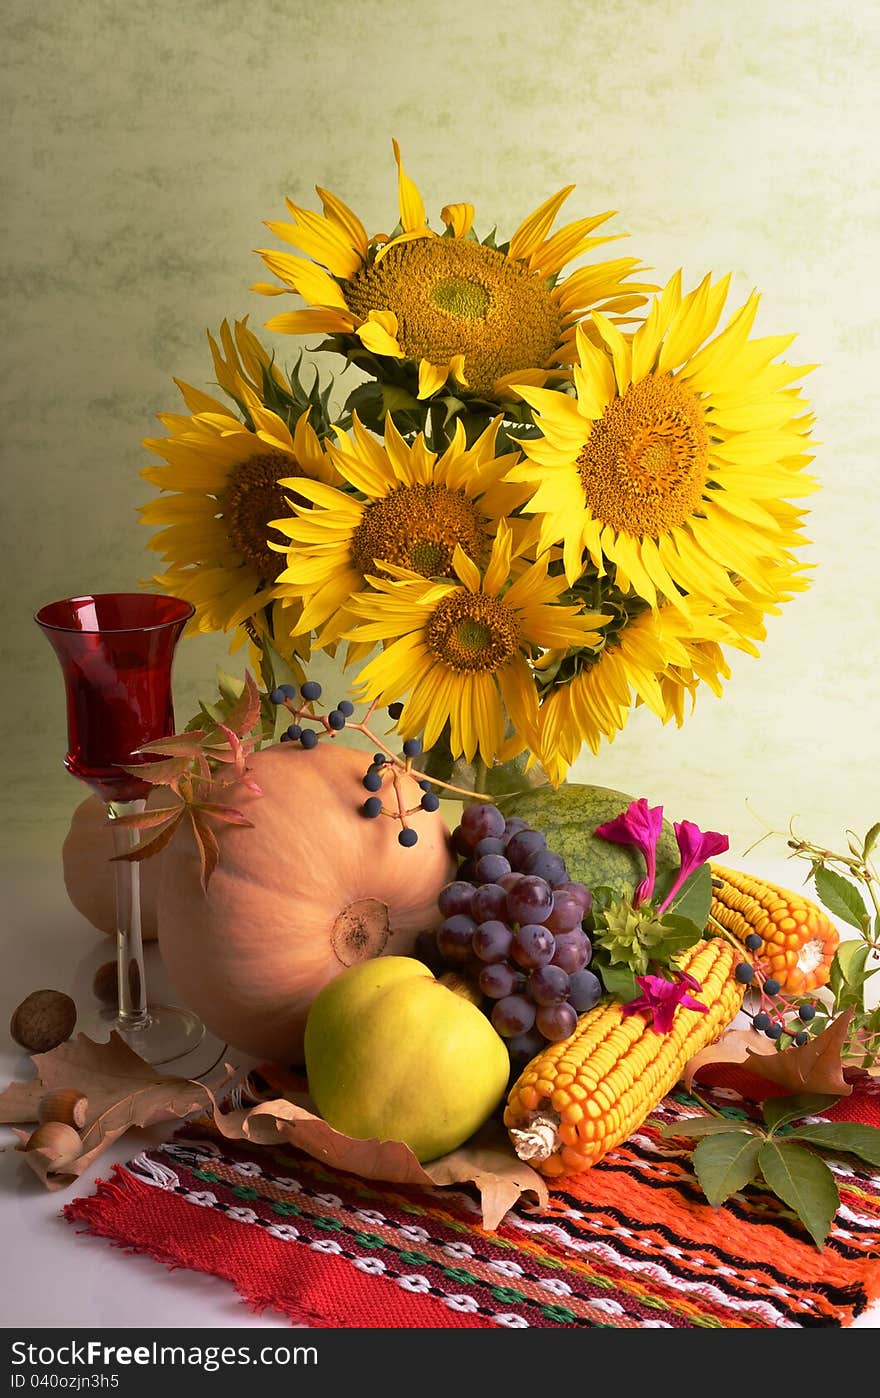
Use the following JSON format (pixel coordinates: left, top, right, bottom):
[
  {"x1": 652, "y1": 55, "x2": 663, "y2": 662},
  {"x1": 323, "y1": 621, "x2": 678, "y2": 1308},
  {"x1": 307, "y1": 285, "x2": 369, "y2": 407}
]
[
  {"x1": 507, "y1": 271, "x2": 818, "y2": 606},
  {"x1": 270, "y1": 413, "x2": 532, "y2": 655},
  {"x1": 340, "y1": 522, "x2": 609, "y2": 765},
  {"x1": 252, "y1": 141, "x2": 652, "y2": 403},
  {"x1": 140, "y1": 361, "x2": 336, "y2": 653}
]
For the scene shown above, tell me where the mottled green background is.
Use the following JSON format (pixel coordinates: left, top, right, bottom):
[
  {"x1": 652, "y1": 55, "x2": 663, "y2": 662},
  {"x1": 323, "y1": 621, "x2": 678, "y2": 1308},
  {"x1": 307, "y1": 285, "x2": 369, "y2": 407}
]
[{"x1": 2, "y1": 0, "x2": 878, "y2": 860}]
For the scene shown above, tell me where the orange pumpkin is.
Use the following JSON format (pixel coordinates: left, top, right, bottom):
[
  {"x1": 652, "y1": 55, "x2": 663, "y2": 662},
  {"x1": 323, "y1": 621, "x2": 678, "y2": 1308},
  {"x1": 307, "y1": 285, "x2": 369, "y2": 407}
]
[
  {"x1": 157, "y1": 743, "x2": 456, "y2": 1063},
  {"x1": 62, "y1": 793, "x2": 165, "y2": 941}
]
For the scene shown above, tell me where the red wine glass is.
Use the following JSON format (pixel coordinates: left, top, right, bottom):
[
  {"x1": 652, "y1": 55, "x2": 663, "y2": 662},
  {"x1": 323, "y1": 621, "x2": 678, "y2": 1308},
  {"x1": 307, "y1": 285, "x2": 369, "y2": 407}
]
[{"x1": 36, "y1": 592, "x2": 204, "y2": 1063}]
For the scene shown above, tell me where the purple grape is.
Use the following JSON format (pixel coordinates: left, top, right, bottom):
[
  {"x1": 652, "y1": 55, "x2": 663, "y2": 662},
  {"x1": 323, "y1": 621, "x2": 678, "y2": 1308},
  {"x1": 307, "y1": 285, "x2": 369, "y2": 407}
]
[
  {"x1": 527, "y1": 964, "x2": 570, "y2": 1006},
  {"x1": 555, "y1": 881, "x2": 593, "y2": 914},
  {"x1": 437, "y1": 881, "x2": 475, "y2": 918},
  {"x1": 551, "y1": 930, "x2": 592, "y2": 974},
  {"x1": 492, "y1": 995, "x2": 536, "y2": 1038},
  {"x1": 475, "y1": 853, "x2": 512, "y2": 884},
  {"x1": 497, "y1": 871, "x2": 525, "y2": 893},
  {"x1": 536, "y1": 1002, "x2": 578, "y2": 1042},
  {"x1": 437, "y1": 914, "x2": 477, "y2": 963},
  {"x1": 451, "y1": 825, "x2": 473, "y2": 857},
  {"x1": 457, "y1": 859, "x2": 477, "y2": 883},
  {"x1": 545, "y1": 890, "x2": 586, "y2": 934},
  {"x1": 503, "y1": 817, "x2": 531, "y2": 841},
  {"x1": 522, "y1": 849, "x2": 569, "y2": 887},
  {"x1": 472, "y1": 920, "x2": 514, "y2": 963},
  {"x1": 505, "y1": 829, "x2": 547, "y2": 870},
  {"x1": 460, "y1": 802, "x2": 505, "y2": 846},
  {"x1": 471, "y1": 883, "x2": 510, "y2": 923},
  {"x1": 568, "y1": 969, "x2": 602, "y2": 1013},
  {"x1": 511, "y1": 923, "x2": 556, "y2": 970},
  {"x1": 479, "y1": 962, "x2": 519, "y2": 1000},
  {"x1": 506, "y1": 875, "x2": 554, "y2": 927},
  {"x1": 473, "y1": 836, "x2": 506, "y2": 858},
  {"x1": 507, "y1": 1028, "x2": 545, "y2": 1063}
]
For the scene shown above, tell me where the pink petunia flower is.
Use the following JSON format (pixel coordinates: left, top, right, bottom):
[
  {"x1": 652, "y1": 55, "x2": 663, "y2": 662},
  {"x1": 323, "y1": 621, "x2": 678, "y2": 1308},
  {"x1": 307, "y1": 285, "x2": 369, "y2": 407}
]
[
  {"x1": 621, "y1": 972, "x2": 709, "y2": 1034},
  {"x1": 657, "y1": 821, "x2": 730, "y2": 914},
  {"x1": 595, "y1": 799, "x2": 665, "y2": 907}
]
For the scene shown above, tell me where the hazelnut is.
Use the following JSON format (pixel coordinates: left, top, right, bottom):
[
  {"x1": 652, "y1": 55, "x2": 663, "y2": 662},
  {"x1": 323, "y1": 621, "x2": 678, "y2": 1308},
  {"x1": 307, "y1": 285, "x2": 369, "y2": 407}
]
[
  {"x1": 10, "y1": 990, "x2": 77, "y2": 1054},
  {"x1": 37, "y1": 1090, "x2": 89, "y2": 1129},
  {"x1": 20, "y1": 1121, "x2": 82, "y2": 1164},
  {"x1": 92, "y1": 961, "x2": 118, "y2": 1004}
]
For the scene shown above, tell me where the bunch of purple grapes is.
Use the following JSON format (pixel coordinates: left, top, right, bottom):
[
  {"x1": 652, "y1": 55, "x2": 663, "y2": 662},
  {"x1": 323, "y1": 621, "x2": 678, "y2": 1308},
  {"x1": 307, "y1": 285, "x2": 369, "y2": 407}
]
[{"x1": 420, "y1": 802, "x2": 603, "y2": 1063}]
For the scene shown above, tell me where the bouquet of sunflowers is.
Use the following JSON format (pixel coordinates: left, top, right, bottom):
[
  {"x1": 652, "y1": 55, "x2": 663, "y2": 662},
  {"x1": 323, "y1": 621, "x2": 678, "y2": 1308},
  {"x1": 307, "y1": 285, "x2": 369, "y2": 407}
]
[{"x1": 141, "y1": 141, "x2": 816, "y2": 788}]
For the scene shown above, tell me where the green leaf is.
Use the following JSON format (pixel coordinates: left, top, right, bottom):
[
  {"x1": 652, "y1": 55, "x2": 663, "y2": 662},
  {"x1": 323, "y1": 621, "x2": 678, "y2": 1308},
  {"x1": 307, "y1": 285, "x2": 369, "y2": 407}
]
[
  {"x1": 787, "y1": 1121, "x2": 880, "y2": 1167},
  {"x1": 863, "y1": 822, "x2": 880, "y2": 860},
  {"x1": 828, "y1": 941, "x2": 875, "y2": 1013},
  {"x1": 757, "y1": 1140, "x2": 839, "y2": 1248},
  {"x1": 653, "y1": 863, "x2": 713, "y2": 929},
  {"x1": 661, "y1": 1118, "x2": 761, "y2": 1140},
  {"x1": 813, "y1": 866, "x2": 869, "y2": 932},
  {"x1": 596, "y1": 961, "x2": 639, "y2": 1003},
  {"x1": 647, "y1": 914, "x2": 705, "y2": 963},
  {"x1": 693, "y1": 1133, "x2": 763, "y2": 1206},
  {"x1": 762, "y1": 1094, "x2": 842, "y2": 1132}
]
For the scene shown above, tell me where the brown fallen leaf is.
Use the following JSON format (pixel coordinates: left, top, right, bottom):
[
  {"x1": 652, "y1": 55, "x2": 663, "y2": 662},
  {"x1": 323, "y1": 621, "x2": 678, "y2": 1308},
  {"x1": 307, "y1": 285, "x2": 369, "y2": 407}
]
[
  {"x1": 685, "y1": 1008, "x2": 854, "y2": 1097},
  {"x1": 0, "y1": 1036, "x2": 546, "y2": 1229},
  {"x1": 212, "y1": 1095, "x2": 548, "y2": 1232}
]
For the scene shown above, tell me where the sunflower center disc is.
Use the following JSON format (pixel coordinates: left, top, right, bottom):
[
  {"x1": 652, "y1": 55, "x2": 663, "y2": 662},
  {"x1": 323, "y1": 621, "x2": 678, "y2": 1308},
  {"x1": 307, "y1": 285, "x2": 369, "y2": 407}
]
[
  {"x1": 577, "y1": 373, "x2": 709, "y2": 537},
  {"x1": 345, "y1": 239, "x2": 562, "y2": 397},
  {"x1": 350, "y1": 483, "x2": 487, "y2": 578},
  {"x1": 224, "y1": 452, "x2": 299, "y2": 582},
  {"x1": 426, "y1": 591, "x2": 520, "y2": 672}
]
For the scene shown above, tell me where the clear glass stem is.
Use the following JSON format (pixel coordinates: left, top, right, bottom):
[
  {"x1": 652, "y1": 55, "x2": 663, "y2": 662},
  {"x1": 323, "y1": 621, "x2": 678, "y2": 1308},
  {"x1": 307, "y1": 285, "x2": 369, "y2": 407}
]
[{"x1": 109, "y1": 799, "x2": 150, "y2": 1033}]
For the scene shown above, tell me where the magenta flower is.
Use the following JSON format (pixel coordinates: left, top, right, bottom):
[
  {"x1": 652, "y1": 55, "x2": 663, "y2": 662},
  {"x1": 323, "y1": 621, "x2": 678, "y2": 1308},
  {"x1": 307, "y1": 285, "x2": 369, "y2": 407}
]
[
  {"x1": 657, "y1": 821, "x2": 730, "y2": 914},
  {"x1": 621, "y1": 972, "x2": 709, "y2": 1034},
  {"x1": 595, "y1": 799, "x2": 665, "y2": 906}
]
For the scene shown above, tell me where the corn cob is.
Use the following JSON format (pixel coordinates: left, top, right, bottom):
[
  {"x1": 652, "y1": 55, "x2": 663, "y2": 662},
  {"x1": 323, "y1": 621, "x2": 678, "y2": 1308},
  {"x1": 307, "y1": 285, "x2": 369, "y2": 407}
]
[
  {"x1": 504, "y1": 938, "x2": 743, "y2": 1178},
  {"x1": 710, "y1": 864, "x2": 839, "y2": 994}
]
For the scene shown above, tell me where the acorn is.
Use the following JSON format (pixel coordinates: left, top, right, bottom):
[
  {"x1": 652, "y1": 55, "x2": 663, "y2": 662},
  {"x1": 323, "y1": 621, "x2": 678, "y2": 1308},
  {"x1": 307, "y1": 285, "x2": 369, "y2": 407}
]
[
  {"x1": 10, "y1": 990, "x2": 77, "y2": 1054},
  {"x1": 19, "y1": 1121, "x2": 82, "y2": 1165},
  {"x1": 37, "y1": 1090, "x2": 88, "y2": 1130}
]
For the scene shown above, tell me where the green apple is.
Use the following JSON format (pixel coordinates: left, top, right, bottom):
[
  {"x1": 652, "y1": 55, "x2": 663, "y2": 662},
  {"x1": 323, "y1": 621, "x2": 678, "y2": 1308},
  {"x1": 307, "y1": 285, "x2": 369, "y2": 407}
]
[{"x1": 304, "y1": 956, "x2": 510, "y2": 1162}]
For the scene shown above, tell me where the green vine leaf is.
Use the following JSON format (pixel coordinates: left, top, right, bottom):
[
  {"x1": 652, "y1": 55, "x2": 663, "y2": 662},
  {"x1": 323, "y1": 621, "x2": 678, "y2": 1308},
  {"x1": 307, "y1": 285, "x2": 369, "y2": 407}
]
[
  {"x1": 693, "y1": 1132, "x2": 763, "y2": 1206},
  {"x1": 786, "y1": 1121, "x2": 880, "y2": 1168},
  {"x1": 813, "y1": 866, "x2": 870, "y2": 932},
  {"x1": 660, "y1": 1117, "x2": 760, "y2": 1140},
  {"x1": 757, "y1": 1139, "x2": 839, "y2": 1248},
  {"x1": 762, "y1": 1094, "x2": 841, "y2": 1132},
  {"x1": 863, "y1": 822, "x2": 880, "y2": 861}
]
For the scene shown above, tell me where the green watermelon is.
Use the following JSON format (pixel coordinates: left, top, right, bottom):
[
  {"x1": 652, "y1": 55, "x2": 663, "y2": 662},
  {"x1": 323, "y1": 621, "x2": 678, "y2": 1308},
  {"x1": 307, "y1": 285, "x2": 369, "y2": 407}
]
[{"x1": 502, "y1": 784, "x2": 680, "y2": 896}]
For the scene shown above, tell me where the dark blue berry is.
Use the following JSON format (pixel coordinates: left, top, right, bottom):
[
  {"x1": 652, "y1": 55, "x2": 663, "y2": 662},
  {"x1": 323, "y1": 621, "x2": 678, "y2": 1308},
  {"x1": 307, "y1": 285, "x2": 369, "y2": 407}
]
[
  {"x1": 286, "y1": 723, "x2": 302, "y2": 740},
  {"x1": 402, "y1": 737, "x2": 422, "y2": 757},
  {"x1": 398, "y1": 828, "x2": 419, "y2": 848},
  {"x1": 300, "y1": 680, "x2": 322, "y2": 701},
  {"x1": 421, "y1": 793, "x2": 440, "y2": 812},
  {"x1": 362, "y1": 797, "x2": 382, "y2": 818},
  {"x1": 269, "y1": 686, "x2": 289, "y2": 705},
  {"x1": 753, "y1": 1011, "x2": 771, "y2": 1031},
  {"x1": 372, "y1": 753, "x2": 386, "y2": 766},
  {"x1": 798, "y1": 1002, "x2": 816, "y2": 1022},
  {"x1": 327, "y1": 710, "x2": 346, "y2": 730},
  {"x1": 766, "y1": 1022, "x2": 784, "y2": 1041},
  {"x1": 363, "y1": 770, "x2": 383, "y2": 792},
  {"x1": 734, "y1": 962, "x2": 755, "y2": 984},
  {"x1": 418, "y1": 779, "x2": 432, "y2": 792},
  {"x1": 763, "y1": 978, "x2": 781, "y2": 996},
  {"x1": 388, "y1": 702, "x2": 404, "y2": 719},
  {"x1": 745, "y1": 933, "x2": 762, "y2": 951},
  {"x1": 300, "y1": 729, "x2": 319, "y2": 750},
  {"x1": 794, "y1": 1031, "x2": 809, "y2": 1046},
  {"x1": 280, "y1": 731, "x2": 292, "y2": 743},
  {"x1": 337, "y1": 700, "x2": 355, "y2": 716}
]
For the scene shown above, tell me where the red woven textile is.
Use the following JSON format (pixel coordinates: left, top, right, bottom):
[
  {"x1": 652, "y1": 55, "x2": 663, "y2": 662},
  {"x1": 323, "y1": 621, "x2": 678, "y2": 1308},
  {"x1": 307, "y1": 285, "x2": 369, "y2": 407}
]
[{"x1": 64, "y1": 1077, "x2": 880, "y2": 1329}]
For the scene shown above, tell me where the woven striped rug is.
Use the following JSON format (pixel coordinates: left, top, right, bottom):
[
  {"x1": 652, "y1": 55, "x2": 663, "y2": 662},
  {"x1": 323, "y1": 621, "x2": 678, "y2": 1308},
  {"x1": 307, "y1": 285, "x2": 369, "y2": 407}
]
[{"x1": 65, "y1": 1076, "x2": 880, "y2": 1329}]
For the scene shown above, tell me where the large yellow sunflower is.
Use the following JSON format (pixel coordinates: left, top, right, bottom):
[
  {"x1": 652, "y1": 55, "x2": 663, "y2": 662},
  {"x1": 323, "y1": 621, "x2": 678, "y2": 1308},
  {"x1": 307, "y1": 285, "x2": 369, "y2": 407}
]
[
  {"x1": 252, "y1": 141, "x2": 652, "y2": 403},
  {"x1": 270, "y1": 413, "x2": 532, "y2": 656},
  {"x1": 507, "y1": 271, "x2": 818, "y2": 604},
  {"x1": 341, "y1": 522, "x2": 609, "y2": 765},
  {"x1": 140, "y1": 357, "x2": 335, "y2": 653}
]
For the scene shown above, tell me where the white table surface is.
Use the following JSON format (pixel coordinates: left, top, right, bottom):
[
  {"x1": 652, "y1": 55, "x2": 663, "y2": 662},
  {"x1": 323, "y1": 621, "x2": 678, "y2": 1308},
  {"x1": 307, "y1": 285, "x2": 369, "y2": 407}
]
[{"x1": 1, "y1": 847, "x2": 877, "y2": 1329}]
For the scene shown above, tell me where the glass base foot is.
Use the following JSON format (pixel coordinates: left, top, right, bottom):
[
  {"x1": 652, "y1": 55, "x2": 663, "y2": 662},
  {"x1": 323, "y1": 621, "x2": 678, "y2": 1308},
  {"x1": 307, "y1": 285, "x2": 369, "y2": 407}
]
[{"x1": 78, "y1": 1004, "x2": 205, "y2": 1066}]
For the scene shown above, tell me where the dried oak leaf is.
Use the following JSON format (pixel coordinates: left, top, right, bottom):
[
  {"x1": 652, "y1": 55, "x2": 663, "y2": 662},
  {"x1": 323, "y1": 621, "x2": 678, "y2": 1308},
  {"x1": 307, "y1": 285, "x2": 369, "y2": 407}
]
[
  {"x1": 1, "y1": 1033, "x2": 229, "y2": 1190},
  {"x1": 212, "y1": 1096, "x2": 548, "y2": 1232},
  {"x1": 684, "y1": 1008, "x2": 854, "y2": 1097}
]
